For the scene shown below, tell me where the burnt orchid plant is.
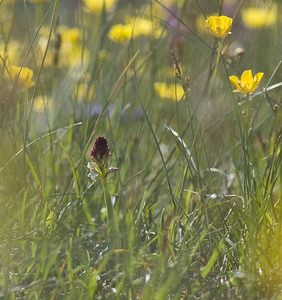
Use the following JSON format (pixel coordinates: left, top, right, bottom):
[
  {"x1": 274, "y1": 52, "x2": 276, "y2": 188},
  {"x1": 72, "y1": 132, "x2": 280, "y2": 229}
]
[
  {"x1": 87, "y1": 136, "x2": 118, "y2": 180},
  {"x1": 88, "y1": 136, "x2": 119, "y2": 248}
]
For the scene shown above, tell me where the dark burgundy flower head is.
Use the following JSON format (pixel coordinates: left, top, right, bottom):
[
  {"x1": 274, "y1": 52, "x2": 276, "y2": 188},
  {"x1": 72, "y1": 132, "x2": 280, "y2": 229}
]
[{"x1": 90, "y1": 136, "x2": 110, "y2": 163}]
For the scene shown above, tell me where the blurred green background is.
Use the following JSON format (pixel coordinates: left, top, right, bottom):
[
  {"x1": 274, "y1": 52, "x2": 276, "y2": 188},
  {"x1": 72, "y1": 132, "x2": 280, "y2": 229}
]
[{"x1": 0, "y1": 0, "x2": 281, "y2": 298}]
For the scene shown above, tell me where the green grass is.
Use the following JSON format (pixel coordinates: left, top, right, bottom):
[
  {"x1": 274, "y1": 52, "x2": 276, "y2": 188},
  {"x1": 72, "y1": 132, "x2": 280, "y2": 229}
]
[{"x1": 0, "y1": 0, "x2": 282, "y2": 299}]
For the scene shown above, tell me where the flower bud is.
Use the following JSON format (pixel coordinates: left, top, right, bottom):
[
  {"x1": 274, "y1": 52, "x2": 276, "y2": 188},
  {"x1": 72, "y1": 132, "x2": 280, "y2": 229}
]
[{"x1": 90, "y1": 136, "x2": 110, "y2": 163}]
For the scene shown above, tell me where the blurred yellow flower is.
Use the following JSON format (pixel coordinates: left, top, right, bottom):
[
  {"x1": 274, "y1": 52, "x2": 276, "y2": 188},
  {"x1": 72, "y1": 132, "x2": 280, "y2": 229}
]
[
  {"x1": 38, "y1": 26, "x2": 87, "y2": 67},
  {"x1": 83, "y1": 0, "x2": 116, "y2": 13},
  {"x1": 108, "y1": 24, "x2": 134, "y2": 43},
  {"x1": 241, "y1": 5, "x2": 277, "y2": 29},
  {"x1": 229, "y1": 69, "x2": 264, "y2": 94},
  {"x1": 154, "y1": 82, "x2": 185, "y2": 101},
  {"x1": 128, "y1": 17, "x2": 164, "y2": 38},
  {"x1": 60, "y1": 27, "x2": 80, "y2": 44},
  {"x1": 75, "y1": 81, "x2": 95, "y2": 102},
  {"x1": 108, "y1": 18, "x2": 164, "y2": 43},
  {"x1": 206, "y1": 16, "x2": 233, "y2": 39},
  {"x1": 0, "y1": 41, "x2": 21, "y2": 64},
  {"x1": 5, "y1": 65, "x2": 35, "y2": 89},
  {"x1": 33, "y1": 95, "x2": 52, "y2": 113}
]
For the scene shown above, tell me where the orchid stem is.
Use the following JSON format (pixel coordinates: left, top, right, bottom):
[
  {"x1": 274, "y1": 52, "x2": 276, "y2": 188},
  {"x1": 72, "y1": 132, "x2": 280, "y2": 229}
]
[{"x1": 101, "y1": 174, "x2": 120, "y2": 249}]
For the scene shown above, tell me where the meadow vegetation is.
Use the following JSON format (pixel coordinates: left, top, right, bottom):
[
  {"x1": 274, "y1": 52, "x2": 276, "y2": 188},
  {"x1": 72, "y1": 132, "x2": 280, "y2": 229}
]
[{"x1": 0, "y1": 0, "x2": 281, "y2": 298}]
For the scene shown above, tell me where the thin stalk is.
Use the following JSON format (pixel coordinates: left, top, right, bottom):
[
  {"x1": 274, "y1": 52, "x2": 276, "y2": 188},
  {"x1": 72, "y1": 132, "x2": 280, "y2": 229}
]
[
  {"x1": 101, "y1": 174, "x2": 120, "y2": 249},
  {"x1": 208, "y1": 40, "x2": 223, "y2": 92}
]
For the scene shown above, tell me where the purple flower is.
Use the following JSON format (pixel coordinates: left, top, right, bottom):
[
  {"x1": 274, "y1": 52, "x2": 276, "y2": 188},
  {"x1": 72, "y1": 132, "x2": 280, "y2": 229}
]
[{"x1": 90, "y1": 136, "x2": 110, "y2": 163}]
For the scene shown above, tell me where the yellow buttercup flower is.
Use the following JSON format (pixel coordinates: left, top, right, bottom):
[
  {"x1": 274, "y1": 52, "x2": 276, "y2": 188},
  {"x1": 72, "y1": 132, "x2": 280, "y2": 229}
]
[
  {"x1": 108, "y1": 24, "x2": 134, "y2": 43},
  {"x1": 5, "y1": 65, "x2": 35, "y2": 89},
  {"x1": 206, "y1": 16, "x2": 233, "y2": 39},
  {"x1": 108, "y1": 18, "x2": 164, "y2": 43},
  {"x1": 83, "y1": 0, "x2": 116, "y2": 13},
  {"x1": 154, "y1": 82, "x2": 185, "y2": 101},
  {"x1": 229, "y1": 69, "x2": 264, "y2": 94},
  {"x1": 60, "y1": 27, "x2": 80, "y2": 44},
  {"x1": 241, "y1": 5, "x2": 277, "y2": 29}
]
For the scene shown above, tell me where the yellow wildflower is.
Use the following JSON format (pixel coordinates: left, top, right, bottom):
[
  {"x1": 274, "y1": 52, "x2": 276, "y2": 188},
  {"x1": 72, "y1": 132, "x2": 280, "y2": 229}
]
[
  {"x1": 241, "y1": 5, "x2": 277, "y2": 29},
  {"x1": 206, "y1": 16, "x2": 233, "y2": 39},
  {"x1": 229, "y1": 69, "x2": 264, "y2": 94},
  {"x1": 0, "y1": 40, "x2": 21, "y2": 64},
  {"x1": 83, "y1": 0, "x2": 116, "y2": 13},
  {"x1": 154, "y1": 82, "x2": 185, "y2": 101},
  {"x1": 108, "y1": 24, "x2": 134, "y2": 43},
  {"x1": 60, "y1": 27, "x2": 80, "y2": 44},
  {"x1": 196, "y1": 13, "x2": 218, "y2": 35},
  {"x1": 127, "y1": 17, "x2": 164, "y2": 39},
  {"x1": 5, "y1": 65, "x2": 35, "y2": 89},
  {"x1": 38, "y1": 26, "x2": 87, "y2": 67},
  {"x1": 108, "y1": 18, "x2": 164, "y2": 43},
  {"x1": 33, "y1": 95, "x2": 52, "y2": 113}
]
